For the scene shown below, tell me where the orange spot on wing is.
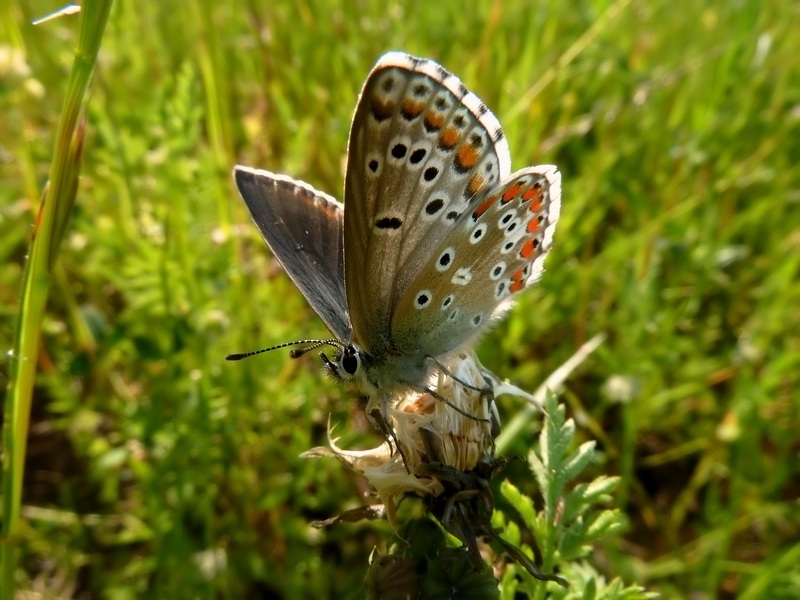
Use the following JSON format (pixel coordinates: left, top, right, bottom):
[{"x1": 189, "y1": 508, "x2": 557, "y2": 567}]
[
  {"x1": 520, "y1": 238, "x2": 535, "y2": 259},
  {"x1": 456, "y1": 143, "x2": 480, "y2": 170},
  {"x1": 402, "y1": 99, "x2": 424, "y2": 119},
  {"x1": 467, "y1": 174, "x2": 485, "y2": 196},
  {"x1": 526, "y1": 217, "x2": 540, "y2": 233},
  {"x1": 522, "y1": 186, "x2": 542, "y2": 202},
  {"x1": 472, "y1": 194, "x2": 498, "y2": 219},
  {"x1": 510, "y1": 268, "x2": 525, "y2": 293},
  {"x1": 424, "y1": 110, "x2": 445, "y2": 131},
  {"x1": 439, "y1": 126, "x2": 460, "y2": 149},
  {"x1": 502, "y1": 182, "x2": 525, "y2": 203},
  {"x1": 524, "y1": 183, "x2": 544, "y2": 212},
  {"x1": 371, "y1": 98, "x2": 395, "y2": 120}
]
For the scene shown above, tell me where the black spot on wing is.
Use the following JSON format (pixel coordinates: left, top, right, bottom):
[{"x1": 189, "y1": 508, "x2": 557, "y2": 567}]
[
  {"x1": 410, "y1": 148, "x2": 427, "y2": 164},
  {"x1": 376, "y1": 217, "x2": 403, "y2": 230},
  {"x1": 424, "y1": 166, "x2": 439, "y2": 182},
  {"x1": 391, "y1": 143, "x2": 408, "y2": 159},
  {"x1": 426, "y1": 198, "x2": 444, "y2": 215}
]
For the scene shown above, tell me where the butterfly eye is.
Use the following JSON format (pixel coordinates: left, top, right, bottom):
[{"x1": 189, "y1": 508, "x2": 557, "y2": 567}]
[{"x1": 341, "y1": 345, "x2": 361, "y2": 375}]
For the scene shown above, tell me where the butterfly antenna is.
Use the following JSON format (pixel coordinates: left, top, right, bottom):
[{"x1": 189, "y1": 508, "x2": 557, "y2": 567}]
[
  {"x1": 226, "y1": 339, "x2": 340, "y2": 361},
  {"x1": 288, "y1": 340, "x2": 344, "y2": 359}
]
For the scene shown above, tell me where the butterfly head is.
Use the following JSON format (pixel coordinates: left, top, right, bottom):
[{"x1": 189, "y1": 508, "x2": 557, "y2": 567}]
[
  {"x1": 320, "y1": 343, "x2": 363, "y2": 383},
  {"x1": 227, "y1": 337, "x2": 389, "y2": 395},
  {"x1": 320, "y1": 340, "x2": 432, "y2": 404}
]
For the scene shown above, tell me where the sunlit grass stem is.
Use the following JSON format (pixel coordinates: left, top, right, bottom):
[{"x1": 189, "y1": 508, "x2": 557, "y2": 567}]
[{"x1": 1, "y1": 2, "x2": 112, "y2": 596}]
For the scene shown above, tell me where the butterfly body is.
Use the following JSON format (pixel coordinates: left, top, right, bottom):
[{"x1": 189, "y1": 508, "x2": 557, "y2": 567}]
[{"x1": 234, "y1": 52, "x2": 560, "y2": 422}]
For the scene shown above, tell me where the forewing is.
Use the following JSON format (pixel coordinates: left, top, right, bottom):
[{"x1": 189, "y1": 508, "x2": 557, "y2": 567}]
[
  {"x1": 234, "y1": 166, "x2": 351, "y2": 340},
  {"x1": 344, "y1": 52, "x2": 512, "y2": 355},
  {"x1": 394, "y1": 165, "x2": 561, "y2": 357}
]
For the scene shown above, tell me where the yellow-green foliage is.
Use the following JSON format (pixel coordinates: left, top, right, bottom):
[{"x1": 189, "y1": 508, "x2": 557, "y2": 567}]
[{"x1": 1, "y1": 1, "x2": 798, "y2": 597}]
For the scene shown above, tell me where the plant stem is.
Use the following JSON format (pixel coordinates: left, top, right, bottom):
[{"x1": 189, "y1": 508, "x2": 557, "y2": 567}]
[{"x1": 1, "y1": 2, "x2": 113, "y2": 596}]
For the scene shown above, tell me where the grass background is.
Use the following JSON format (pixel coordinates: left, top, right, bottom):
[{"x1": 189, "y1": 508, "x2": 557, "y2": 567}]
[{"x1": 2, "y1": 0, "x2": 799, "y2": 597}]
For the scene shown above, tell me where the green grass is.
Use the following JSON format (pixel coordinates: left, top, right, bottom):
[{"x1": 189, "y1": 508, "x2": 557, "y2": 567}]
[{"x1": 2, "y1": 0, "x2": 799, "y2": 597}]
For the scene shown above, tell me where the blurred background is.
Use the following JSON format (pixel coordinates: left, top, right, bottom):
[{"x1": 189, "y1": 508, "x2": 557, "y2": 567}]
[{"x1": 1, "y1": 0, "x2": 798, "y2": 597}]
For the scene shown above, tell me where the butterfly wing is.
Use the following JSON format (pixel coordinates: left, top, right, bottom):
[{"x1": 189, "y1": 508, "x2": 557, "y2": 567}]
[
  {"x1": 234, "y1": 166, "x2": 351, "y2": 341},
  {"x1": 394, "y1": 165, "x2": 561, "y2": 357},
  {"x1": 344, "y1": 52, "x2": 512, "y2": 356}
]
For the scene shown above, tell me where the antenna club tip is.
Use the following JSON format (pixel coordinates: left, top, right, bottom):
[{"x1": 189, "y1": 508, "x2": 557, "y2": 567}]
[{"x1": 225, "y1": 353, "x2": 246, "y2": 361}]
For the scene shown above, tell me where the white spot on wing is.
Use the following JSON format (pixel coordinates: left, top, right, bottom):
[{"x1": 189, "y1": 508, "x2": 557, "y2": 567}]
[
  {"x1": 436, "y1": 247, "x2": 455, "y2": 272},
  {"x1": 414, "y1": 289, "x2": 433, "y2": 309},
  {"x1": 490, "y1": 262, "x2": 506, "y2": 280},
  {"x1": 451, "y1": 267, "x2": 473, "y2": 286},
  {"x1": 469, "y1": 223, "x2": 487, "y2": 244},
  {"x1": 441, "y1": 294, "x2": 454, "y2": 310}
]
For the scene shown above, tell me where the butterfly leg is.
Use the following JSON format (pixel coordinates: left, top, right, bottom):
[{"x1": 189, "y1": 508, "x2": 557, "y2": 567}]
[
  {"x1": 410, "y1": 382, "x2": 492, "y2": 425},
  {"x1": 429, "y1": 355, "x2": 494, "y2": 395},
  {"x1": 367, "y1": 398, "x2": 411, "y2": 472},
  {"x1": 423, "y1": 356, "x2": 497, "y2": 426},
  {"x1": 480, "y1": 385, "x2": 502, "y2": 440}
]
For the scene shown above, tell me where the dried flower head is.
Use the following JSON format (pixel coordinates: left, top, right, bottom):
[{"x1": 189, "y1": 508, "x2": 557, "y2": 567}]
[
  {"x1": 304, "y1": 351, "x2": 568, "y2": 587},
  {"x1": 304, "y1": 352, "x2": 503, "y2": 518}
]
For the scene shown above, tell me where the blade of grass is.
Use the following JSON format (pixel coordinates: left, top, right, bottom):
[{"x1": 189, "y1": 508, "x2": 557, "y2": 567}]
[
  {"x1": 1, "y1": 1, "x2": 113, "y2": 595},
  {"x1": 495, "y1": 333, "x2": 606, "y2": 455},
  {"x1": 505, "y1": 0, "x2": 634, "y2": 120}
]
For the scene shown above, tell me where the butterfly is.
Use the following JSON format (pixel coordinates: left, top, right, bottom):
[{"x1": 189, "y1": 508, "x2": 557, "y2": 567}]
[{"x1": 230, "y1": 51, "x2": 561, "y2": 431}]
